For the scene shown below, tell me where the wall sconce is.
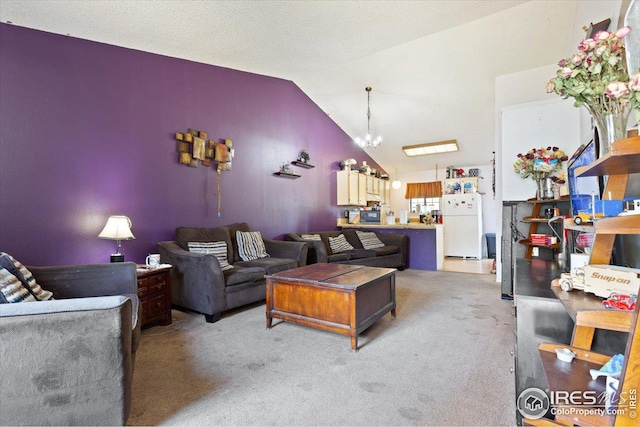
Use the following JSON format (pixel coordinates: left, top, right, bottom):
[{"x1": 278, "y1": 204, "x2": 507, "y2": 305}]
[{"x1": 98, "y1": 215, "x2": 135, "y2": 262}]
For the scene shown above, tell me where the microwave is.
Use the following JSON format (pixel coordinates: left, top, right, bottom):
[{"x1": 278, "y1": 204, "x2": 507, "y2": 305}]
[{"x1": 360, "y1": 210, "x2": 381, "y2": 223}]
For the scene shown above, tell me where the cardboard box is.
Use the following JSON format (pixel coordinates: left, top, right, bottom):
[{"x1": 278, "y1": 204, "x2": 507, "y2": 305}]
[{"x1": 583, "y1": 264, "x2": 640, "y2": 298}]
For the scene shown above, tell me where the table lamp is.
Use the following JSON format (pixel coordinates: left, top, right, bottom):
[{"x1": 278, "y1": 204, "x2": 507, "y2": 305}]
[{"x1": 98, "y1": 215, "x2": 135, "y2": 262}]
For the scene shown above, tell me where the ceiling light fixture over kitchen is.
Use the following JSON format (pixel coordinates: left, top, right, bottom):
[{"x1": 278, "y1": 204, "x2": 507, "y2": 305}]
[
  {"x1": 354, "y1": 87, "x2": 382, "y2": 149},
  {"x1": 402, "y1": 140, "x2": 459, "y2": 157}
]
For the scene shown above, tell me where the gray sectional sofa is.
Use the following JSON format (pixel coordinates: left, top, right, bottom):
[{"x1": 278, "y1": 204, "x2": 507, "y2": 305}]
[
  {"x1": 286, "y1": 229, "x2": 407, "y2": 270},
  {"x1": 0, "y1": 261, "x2": 140, "y2": 426},
  {"x1": 158, "y1": 223, "x2": 307, "y2": 323}
]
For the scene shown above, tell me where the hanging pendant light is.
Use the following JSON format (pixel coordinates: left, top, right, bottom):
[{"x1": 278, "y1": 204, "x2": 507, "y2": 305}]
[
  {"x1": 354, "y1": 87, "x2": 382, "y2": 149},
  {"x1": 392, "y1": 167, "x2": 401, "y2": 189}
]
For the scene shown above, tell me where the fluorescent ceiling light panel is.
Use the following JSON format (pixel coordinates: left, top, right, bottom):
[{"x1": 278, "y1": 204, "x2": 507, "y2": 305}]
[{"x1": 402, "y1": 140, "x2": 459, "y2": 157}]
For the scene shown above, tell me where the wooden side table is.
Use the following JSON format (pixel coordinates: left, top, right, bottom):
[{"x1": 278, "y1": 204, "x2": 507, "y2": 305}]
[{"x1": 136, "y1": 265, "x2": 172, "y2": 328}]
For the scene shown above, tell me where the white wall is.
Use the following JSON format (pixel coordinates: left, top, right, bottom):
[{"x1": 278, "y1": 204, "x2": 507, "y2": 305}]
[{"x1": 501, "y1": 98, "x2": 581, "y2": 202}]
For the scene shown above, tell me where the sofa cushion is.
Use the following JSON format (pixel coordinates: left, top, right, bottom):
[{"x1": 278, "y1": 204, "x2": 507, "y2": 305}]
[
  {"x1": 236, "y1": 231, "x2": 269, "y2": 261},
  {"x1": 235, "y1": 258, "x2": 298, "y2": 275},
  {"x1": 187, "y1": 241, "x2": 233, "y2": 271},
  {"x1": 175, "y1": 227, "x2": 233, "y2": 260},
  {"x1": 328, "y1": 234, "x2": 354, "y2": 254},
  {"x1": 223, "y1": 266, "x2": 266, "y2": 286},
  {"x1": 327, "y1": 253, "x2": 351, "y2": 263},
  {"x1": 371, "y1": 245, "x2": 399, "y2": 256},
  {"x1": 348, "y1": 249, "x2": 377, "y2": 259},
  {"x1": 0, "y1": 253, "x2": 53, "y2": 301},
  {"x1": 355, "y1": 230, "x2": 385, "y2": 249},
  {"x1": 300, "y1": 234, "x2": 322, "y2": 241}
]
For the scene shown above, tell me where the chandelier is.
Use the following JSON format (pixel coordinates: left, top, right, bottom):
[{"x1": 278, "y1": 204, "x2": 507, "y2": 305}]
[{"x1": 354, "y1": 86, "x2": 382, "y2": 148}]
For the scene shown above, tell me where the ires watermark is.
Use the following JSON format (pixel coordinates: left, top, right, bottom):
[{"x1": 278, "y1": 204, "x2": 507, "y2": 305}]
[{"x1": 517, "y1": 387, "x2": 638, "y2": 420}]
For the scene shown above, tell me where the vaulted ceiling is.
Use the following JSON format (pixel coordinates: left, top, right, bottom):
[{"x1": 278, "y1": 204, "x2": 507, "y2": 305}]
[{"x1": 0, "y1": 0, "x2": 576, "y2": 172}]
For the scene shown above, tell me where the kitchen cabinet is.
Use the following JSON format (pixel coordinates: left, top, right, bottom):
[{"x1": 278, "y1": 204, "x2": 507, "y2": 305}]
[
  {"x1": 337, "y1": 170, "x2": 366, "y2": 206},
  {"x1": 366, "y1": 175, "x2": 381, "y2": 196},
  {"x1": 338, "y1": 172, "x2": 390, "y2": 205}
]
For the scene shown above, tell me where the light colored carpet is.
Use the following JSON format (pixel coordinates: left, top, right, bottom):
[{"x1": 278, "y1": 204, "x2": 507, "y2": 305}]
[{"x1": 129, "y1": 269, "x2": 515, "y2": 426}]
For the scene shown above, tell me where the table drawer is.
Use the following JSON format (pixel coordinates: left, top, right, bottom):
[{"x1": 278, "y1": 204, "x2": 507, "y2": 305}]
[
  {"x1": 148, "y1": 294, "x2": 168, "y2": 318},
  {"x1": 148, "y1": 275, "x2": 167, "y2": 295}
]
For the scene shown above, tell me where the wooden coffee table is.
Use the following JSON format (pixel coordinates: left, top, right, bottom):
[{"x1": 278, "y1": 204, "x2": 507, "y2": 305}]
[{"x1": 265, "y1": 263, "x2": 396, "y2": 351}]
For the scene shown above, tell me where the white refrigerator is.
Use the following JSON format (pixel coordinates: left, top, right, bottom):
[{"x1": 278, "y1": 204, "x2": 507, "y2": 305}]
[{"x1": 442, "y1": 193, "x2": 483, "y2": 259}]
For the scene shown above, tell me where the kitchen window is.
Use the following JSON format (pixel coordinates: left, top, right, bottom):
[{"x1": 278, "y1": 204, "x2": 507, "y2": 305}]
[
  {"x1": 405, "y1": 181, "x2": 442, "y2": 214},
  {"x1": 410, "y1": 197, "x2": 440, "y2": 214}
]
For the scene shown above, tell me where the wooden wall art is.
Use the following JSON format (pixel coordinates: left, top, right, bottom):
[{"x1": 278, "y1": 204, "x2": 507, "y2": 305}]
[{"x1": 174, "y1": 129, "x2": 235, "y2": 217}]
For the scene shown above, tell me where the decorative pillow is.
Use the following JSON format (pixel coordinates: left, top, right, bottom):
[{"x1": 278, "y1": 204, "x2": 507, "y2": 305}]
[
  {"x1": 300, "y1": 234, "x2": 322, "y2": 241},
  {"x1": 0, "y1": 253, "x2": 53, "y2": 301},
  {"x1": 356, "y1": 230, "x2": 385, "y2": 250},
  {"x1": 187, "y1": 242, "x2": 233, "y2": 271},
  {"x1": 236, "y1": 231, "x2": 269, "y2": 261},
  {"x1": 0, "y1": 265, "x2": 36, "y2": 303},
  {"x1": 328, "y1": 234, "x2": 354, "y2": 254}
]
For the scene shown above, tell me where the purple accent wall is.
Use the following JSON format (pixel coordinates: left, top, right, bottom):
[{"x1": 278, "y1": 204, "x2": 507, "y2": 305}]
[{"x1": 0, "y1": 24, "x2": 384, "y2": 266}]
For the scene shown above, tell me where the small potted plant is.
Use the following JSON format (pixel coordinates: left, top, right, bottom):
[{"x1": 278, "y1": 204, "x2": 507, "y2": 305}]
[{"x1": 299, "y1": 150, "x2": 310, "y2": 164}]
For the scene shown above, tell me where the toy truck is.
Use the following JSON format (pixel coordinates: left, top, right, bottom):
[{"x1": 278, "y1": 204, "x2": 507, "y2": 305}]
[{"x1": 573, "y1": 193, "x2": 624, "y2": 225}]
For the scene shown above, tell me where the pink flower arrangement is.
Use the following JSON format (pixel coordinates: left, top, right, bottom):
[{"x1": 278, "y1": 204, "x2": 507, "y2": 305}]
[
  {"x1": 513, "y1": 146, "x2": 568, "y2": 180},
  {"x1": 546, "y1": 26, "x2": 640, "y2": 123}
]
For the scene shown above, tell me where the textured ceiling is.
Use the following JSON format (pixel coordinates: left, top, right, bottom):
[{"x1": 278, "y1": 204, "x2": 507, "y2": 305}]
[{"x1": 0, "y1": 0, "x2": 576, "y2": 173}]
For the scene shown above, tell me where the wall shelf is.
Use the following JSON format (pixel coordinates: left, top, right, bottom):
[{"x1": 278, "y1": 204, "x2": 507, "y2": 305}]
[
  {"x1": 273, "y1": 172, "x2": 301, "y2": 179},
  {"x1": 291, "y1": 161, "x2": 315, "y2": 169}
]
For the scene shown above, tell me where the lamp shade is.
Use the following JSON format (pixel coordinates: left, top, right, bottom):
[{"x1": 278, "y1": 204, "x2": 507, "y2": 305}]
[{"x1": 98, "y1": 216, "x2": 135, "y2": 240}]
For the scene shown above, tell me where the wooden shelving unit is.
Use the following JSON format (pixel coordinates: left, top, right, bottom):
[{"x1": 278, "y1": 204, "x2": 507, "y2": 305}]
[
  {"x1": 575, "y1": 136, "x2": 640, "y2": 264},
  {"x1": 518, "y1": 195, "x2": 570, "y2": 259}
]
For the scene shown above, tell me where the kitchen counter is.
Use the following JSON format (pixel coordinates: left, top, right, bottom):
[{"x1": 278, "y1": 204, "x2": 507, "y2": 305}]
[
  {"x1": 338, "y1": 221, "x2": 443, "y2": 271},
  {"x1": 340, "y1": 223, "x2": 443, "y2": 230}
]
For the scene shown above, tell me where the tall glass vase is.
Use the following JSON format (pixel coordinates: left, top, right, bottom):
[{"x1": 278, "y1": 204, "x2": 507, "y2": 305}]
[
  {"x1": 593, "y1": 112, "x2": 629, "y2": 158},
  {"x1": 536, "y1": 176, "x2": 554, "y2": 200}
]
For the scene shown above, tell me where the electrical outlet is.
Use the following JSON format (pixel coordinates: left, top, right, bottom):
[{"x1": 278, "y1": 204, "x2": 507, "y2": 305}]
[{"x1": 532, "y1": 247, "x2": 539, "y2": 257}]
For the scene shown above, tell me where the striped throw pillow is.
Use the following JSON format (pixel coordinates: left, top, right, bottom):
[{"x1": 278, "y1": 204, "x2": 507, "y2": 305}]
[
  {"x1": 300, "y1": 234, "x2": 322, "y2": 241},
  {"x1": 356, "y1": 230, "x2": 385, "y2": 250},
  {"x1": 328, "y1": 234, "x2": 354, "y2": 254},
  {"x1": 187, "y1": 241, "x2": 233, "y2": 271},
  {"x1": 0, "y1": 265, "x2": 36, "y2": 303},
  {"x1": 0, "y1": 253, "x2": 53, "y2": 301},
  {"x1": 236, "y1": 231, "x2": 269, "y2": 261}
]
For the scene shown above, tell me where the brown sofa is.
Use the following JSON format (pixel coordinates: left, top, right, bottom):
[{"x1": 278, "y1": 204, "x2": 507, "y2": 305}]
[
  {"x1": 158, "y1": 223, "x2": 307, "y2": 323},
  {"x1": 286, "y1": 229, "x2": 407, "y2": 270}
]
